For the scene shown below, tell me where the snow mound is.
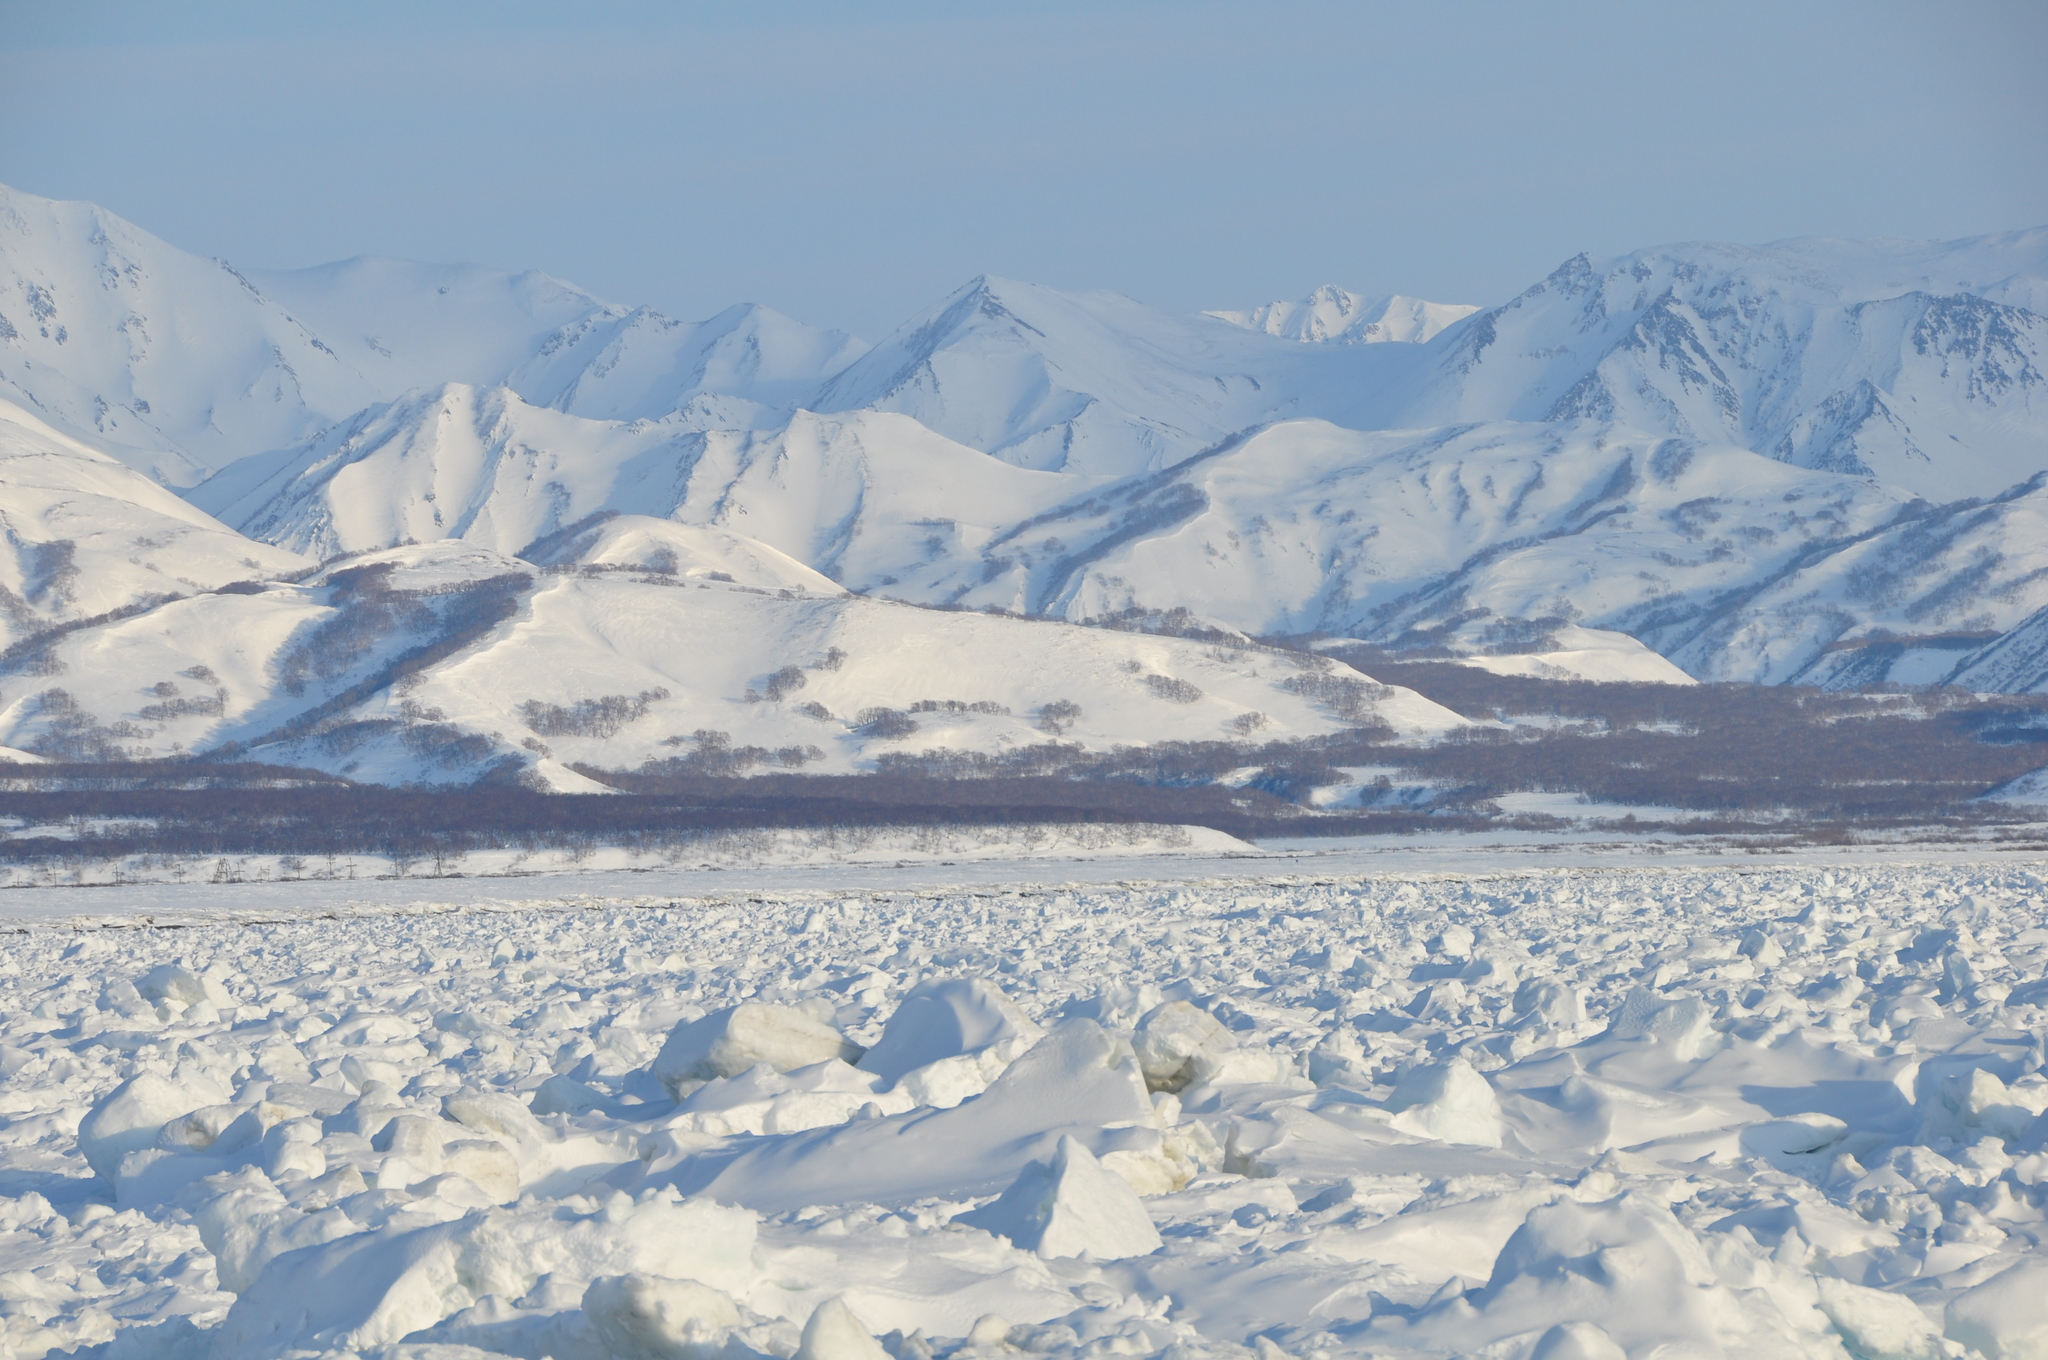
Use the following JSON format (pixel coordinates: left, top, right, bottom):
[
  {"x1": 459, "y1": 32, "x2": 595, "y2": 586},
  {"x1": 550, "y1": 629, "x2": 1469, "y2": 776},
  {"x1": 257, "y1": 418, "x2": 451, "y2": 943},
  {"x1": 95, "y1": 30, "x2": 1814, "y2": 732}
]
[{"x1": 958, "y1": 1134, "x2": 1164, "y2": 1260}]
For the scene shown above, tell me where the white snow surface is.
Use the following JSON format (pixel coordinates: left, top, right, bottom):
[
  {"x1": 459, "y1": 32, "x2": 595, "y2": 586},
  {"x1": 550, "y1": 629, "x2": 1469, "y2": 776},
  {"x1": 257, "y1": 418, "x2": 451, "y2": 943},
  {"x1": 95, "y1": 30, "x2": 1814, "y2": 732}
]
[{"x1": 8, "y1": 859, "x2": 2048, "y2": 1358}]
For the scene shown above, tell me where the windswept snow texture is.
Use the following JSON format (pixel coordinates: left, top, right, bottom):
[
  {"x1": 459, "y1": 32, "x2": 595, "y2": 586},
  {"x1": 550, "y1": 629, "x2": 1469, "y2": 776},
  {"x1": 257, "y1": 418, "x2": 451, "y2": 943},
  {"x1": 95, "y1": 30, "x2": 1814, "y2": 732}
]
[{"x1": 8, "y1": 863, "x2": 2048, "y2": 1358}]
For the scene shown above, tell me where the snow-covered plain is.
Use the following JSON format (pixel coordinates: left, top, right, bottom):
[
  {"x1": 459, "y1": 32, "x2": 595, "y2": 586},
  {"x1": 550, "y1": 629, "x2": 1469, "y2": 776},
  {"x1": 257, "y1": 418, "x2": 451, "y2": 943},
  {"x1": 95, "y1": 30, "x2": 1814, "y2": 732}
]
[{"x1": 8, "y1": 858, "x2": 2048, "y2": 1359}]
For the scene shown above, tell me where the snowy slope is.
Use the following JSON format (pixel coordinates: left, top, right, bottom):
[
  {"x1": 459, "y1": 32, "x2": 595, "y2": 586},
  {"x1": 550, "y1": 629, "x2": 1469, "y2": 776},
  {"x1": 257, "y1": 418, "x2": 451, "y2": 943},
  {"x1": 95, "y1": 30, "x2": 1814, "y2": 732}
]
[
  {"x1": 0, "y1": 184, "x2": 386, "y2": 485},
  {"x1": 1946, "y1": 601, "x2": 2048, "y2": 694},
  {"x1": 1206, "y1": 286, "x2": 1478, "y2": 344},
  {"x1": 244, "y1": 255, "x2": 611, "y2": 399},
  {"x1": 191, "y1": 389, "x2": 1095, "y2": 588},
  {"x1": 0, "y1": 184, "x2": 865, "y2": 485},
  {"x1": 505, "y1": 302, "x2": 866, "y2": 423},
  {"x1": 1401, "y1": 231, "x2": 2048, "y2": 500},
  {"x1": 0, "y1": 398, "x2": 308, "y2": 651},
  {"x1": 0, "y1": 540, "x2": 1463, "y2": 784},
  {"x1": 184, "y1": 384, "x2": 713, "y2": 559},
  {"x1": 1441, "y1": 625, "x2": 1700, "y2": 685},
  {"x1": 805, "y1": 276, "x2": 1427, "y2": 476},
  {"x1": 902, "y1": 418, "x2": 2044, "y2": 684},
  {"x1": 196, "y1": 387, "x2": 2048, "y2": 687}
]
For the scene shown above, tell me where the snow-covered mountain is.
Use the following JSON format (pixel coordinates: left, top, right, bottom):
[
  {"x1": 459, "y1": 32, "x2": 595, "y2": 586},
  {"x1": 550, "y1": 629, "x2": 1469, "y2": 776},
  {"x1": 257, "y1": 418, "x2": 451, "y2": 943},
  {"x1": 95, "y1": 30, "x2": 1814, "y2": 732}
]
[
  {"x1": 0, "y1": 184, "x2": 865, "y2": 486},
  {"x1": 6, "y1": 176, "x2": 2048, "y2": 783},
  {"x1": 893, "y1": 418, "x2": 2048, "y2": 684},
  {"x1": 1206, "y1": 286, "x2": 1478, "y2": 345},
  {"x1": 1396, "y1": 233, "x2": 2048, "y2": 501},
  {"x1": 189, "y1": 387, "x2": 1094, "y2": 585},
  {"x1": 803, "y1": 275, "x2": 1428, "y2": 476},
  {"x1": 0, "y1": 185, "x2": 384, "y2": 486}
]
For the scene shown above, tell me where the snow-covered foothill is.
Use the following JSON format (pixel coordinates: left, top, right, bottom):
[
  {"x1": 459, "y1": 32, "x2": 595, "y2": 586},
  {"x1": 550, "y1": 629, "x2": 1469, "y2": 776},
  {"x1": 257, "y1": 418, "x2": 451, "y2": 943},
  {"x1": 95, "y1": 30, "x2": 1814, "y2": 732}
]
[
  {"x1": 1441, "y1": 624, "x2": 1701, "y2": 686},
  {"x1": 0, "y1": 531, "x2": 1461, "y2": 785}
]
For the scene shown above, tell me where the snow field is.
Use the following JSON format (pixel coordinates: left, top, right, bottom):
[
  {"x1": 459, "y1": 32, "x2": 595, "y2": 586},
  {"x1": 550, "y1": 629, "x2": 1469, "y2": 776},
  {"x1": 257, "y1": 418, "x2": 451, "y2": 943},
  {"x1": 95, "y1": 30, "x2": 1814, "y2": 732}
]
[{"x1": 4, "y1": 863, "x2": 2048, "y2": 1357}]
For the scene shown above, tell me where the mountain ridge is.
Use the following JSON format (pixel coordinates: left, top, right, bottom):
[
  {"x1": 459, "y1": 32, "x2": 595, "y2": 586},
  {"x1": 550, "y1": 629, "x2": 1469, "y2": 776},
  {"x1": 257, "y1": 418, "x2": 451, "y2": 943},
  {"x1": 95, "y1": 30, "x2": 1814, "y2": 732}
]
[{"x1": 5, "y1": 178, "x2": 2048, "y2": 799}]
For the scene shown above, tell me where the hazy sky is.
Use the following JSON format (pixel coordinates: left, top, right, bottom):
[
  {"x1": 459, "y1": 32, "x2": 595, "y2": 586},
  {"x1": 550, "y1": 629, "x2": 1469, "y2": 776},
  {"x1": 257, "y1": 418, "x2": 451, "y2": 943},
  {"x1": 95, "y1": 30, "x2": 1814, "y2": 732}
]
[{"x1": 3, "y1": 1, "x2": 2044, "y2": 337}]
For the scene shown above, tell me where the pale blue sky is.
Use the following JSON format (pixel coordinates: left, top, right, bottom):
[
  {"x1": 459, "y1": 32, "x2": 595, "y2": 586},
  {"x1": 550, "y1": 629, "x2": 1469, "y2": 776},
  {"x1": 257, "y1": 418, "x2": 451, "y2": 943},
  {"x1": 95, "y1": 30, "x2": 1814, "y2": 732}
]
[{"x1": 2, "y1": 1, "x2": 2043, "y2": 336}]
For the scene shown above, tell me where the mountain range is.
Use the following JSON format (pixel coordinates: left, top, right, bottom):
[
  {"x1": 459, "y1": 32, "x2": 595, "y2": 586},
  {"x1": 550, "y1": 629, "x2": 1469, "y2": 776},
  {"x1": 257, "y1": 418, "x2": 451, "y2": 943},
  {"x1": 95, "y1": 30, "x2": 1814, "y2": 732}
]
[{"x1": 1, "y1": 180, "x2": 2044, "y2": 786}]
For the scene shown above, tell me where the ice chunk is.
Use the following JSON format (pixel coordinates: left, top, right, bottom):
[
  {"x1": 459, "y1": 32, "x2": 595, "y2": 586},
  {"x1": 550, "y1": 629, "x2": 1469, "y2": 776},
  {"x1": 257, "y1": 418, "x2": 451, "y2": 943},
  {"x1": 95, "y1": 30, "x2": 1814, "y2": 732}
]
[
  {"x1": 1307, "y1": 1027, "x2": 1371, "y2": 1087},
  {"x1": 1814, "y1": 1277, "x2": 1942, "y2": 1360},
  {"x1": 77, "y1": 1070, "x2": 231, "y2": 1180},
  {"x1": 1386, "y1": 1058, "x2": 1503, "y2": 1148},
  {"x1": 959, "y1": 1135, "x2": 1162, "y2": 1260},
  {"x1": 191, "y1": 1167, "x2": 360, "y2": 1292},
  {"x1": 581, "y1": 1273, "x2": 742, "y2": 1359},
  {"x1": 653, "y1": 1003, "x2": 863, "y2": 1094},
  {"x1": 443, "y1": 1088, "x2": 547, "y2": 1150},
  {"x1": 1607, "y1": 987, "x2": 1715, "y2": 1060},
  {"x1": 1429, "y1": 923, "x2": 1475, "y2": 958},
  {"x1": 1513, "y1": 979, "x2": 1586, "y2": 1027},
  {"x1": 137, "y1": 964, "x2": 231, "y2": 1009},
  {"x1": 1946, "y1": 1257, "x2": 2048, "y2": 1360},
  {"x1": 1132, "y1": 1001, "x2": 1231, "y2": 1092},
  {"x1": 440, "y1": 1139, "x2": 520, "y2": 1202},
  {"x1": 795, "y1": 1295, "x2": 890, "y2": 1360},
  {"x1": 1925, "y1": 1067, "x2": 2036, "y2": 1145},
  {"x1": 670, "y1": 1059, "x2": 904, "y2": 1136},
  {"x1": 650, "y1": 1019, "x2": 1157, "y2": 1212},
  {"x1": 1738, "y1": 929, "x2": 1785, "y2": 967},
  {"x1": 215, "y1": 1192, "x2": 757, "y2": 1358},
  {"x1": 533, "y1": 1073, "x2": 609, "y2": 1117},
  {"x1": 857, "y1": 977, "x2": 1044, "y2": 1104},
  {"x1": 1740, "y1": 1114, "x2": 1849, "y2": 1171},
  {"x1": 1529, "y1": 1321, "x2": 1626, "y2": 1360},
  {"x1": 1372, "y1": 1194, "x2": 1726, "y2": 1355}
]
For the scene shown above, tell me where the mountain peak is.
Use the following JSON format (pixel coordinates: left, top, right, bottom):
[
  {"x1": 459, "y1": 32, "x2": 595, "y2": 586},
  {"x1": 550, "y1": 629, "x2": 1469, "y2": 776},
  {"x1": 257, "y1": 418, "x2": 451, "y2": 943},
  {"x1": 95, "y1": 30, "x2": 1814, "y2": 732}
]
[{"x1": 1205, "y1": 288, "x2": 1479, "y2": 345}]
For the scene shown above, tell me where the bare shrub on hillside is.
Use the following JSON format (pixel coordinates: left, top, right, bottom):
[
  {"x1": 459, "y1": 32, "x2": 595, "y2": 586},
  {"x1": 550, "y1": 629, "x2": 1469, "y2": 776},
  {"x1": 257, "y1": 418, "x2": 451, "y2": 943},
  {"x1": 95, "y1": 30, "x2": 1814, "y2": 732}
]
[
  {"x1": 855, "y1": 708, "x2": 920, "y2": 739},
  {"x1": 137, "y1": 678, "x2": 227, "y2": 723},
  {"x1": 1280, "y1": 671, "x2": 1389, "y2": 722},
  {"x1": 520, "y1": 688, "x2": 670, "y2": 739},
  {"x1": 401, "y1": 722, "x2": 502, "y2": 769},
  {"x1": 645, "y1": 729, "x2": 823, "y2": 775},
  {"x1": 811, "y1": 647, "x2": 848, "y2": 671},
  {"x1": 276, "y1": 591, "x2": 434, "y2": 696},
  {"x1": 25, "y1": 689, "x2": 147, "y2": 761},
  {"x1": 1143, "y1": 674, "x2": 1203, "y2": 703},
  {"x1": 763, "y1": 666, "x2": 807, "y2": 701},
  {"x1": 1039, "y1": 699, "x2": 1082, "y2": 735},
  {"x1": 26, "y1": 541, "x2": 78, "y2": 604},
  {"x1": 909, "y1": 699, "x2": 1010, "y2": 715}
]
